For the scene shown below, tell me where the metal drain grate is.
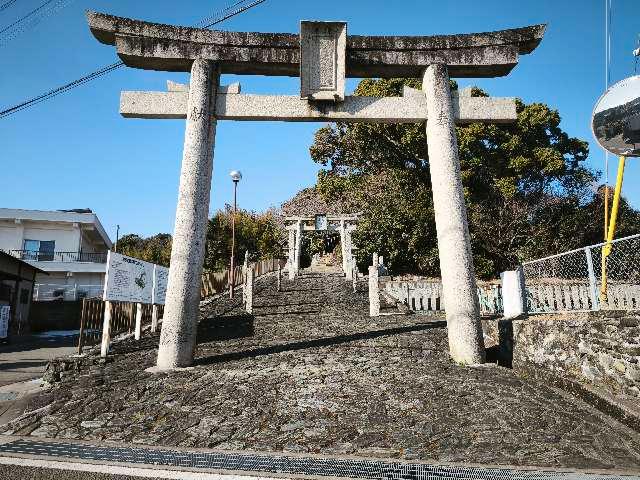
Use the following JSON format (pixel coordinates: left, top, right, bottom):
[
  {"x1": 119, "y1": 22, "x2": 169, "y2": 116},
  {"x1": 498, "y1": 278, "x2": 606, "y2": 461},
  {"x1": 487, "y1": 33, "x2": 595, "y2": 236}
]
[{"x1": 0, "y1": 439, "x2": 636, "y2": 480}]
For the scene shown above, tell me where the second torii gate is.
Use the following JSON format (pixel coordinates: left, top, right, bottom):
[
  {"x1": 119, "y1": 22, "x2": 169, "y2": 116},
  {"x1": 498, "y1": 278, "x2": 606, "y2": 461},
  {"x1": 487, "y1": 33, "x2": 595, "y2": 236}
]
[
  {"x1": 86, "y1": 11, "x2": 545, "y2": 370},
  {"x1": 285, "y1": 214, "x2": 359, "y2": 280}
]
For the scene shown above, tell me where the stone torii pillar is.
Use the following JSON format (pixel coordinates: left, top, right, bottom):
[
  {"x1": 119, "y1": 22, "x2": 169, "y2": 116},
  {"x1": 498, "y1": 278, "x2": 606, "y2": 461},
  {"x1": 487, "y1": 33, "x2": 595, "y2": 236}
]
[
  {"x1": 340, "y1": 219, "x2": 347, "y2": 274},
  {"x1": 156, "y1": 59, "x2": 219, "y2": 371},
  {"x1": 287, "y1": 228, "x2": 296, "y2": 280},
  {"x1": 293, "y1": 220, "x2": 303, "y2": 277},
  {"x1": 423, "y1": 64, "x2": 485, "y2": 364}
]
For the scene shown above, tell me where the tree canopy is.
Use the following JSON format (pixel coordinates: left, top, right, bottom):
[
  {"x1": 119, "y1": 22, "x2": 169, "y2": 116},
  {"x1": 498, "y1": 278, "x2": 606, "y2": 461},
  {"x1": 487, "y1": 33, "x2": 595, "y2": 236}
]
[
  {"x1": 203, "y1": 206, "x2": 284, "y2": 271},
  {"x1": 116, "y1": 233, "x2": 172, "y2": 267},
  {"x1": 309, "y1": 78, "x2": 640, "y2": 278},
  {"x1": 116, "y1": 207, "x2": 284, "y2": 271}
]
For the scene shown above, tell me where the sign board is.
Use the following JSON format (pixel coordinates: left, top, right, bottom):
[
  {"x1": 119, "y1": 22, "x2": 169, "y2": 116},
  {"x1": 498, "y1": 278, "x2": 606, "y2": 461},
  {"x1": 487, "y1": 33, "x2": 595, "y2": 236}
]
[
  {"x1": 152, "y1": 265, "x2": 169, "y2": 305},
  {"x1": 103, "y1": 251, "x2": 154, "y2": 303},
  {"x1": 315, "y1": 214, "x2": 328, "y2": 231},
  {"x1": 592, "y1": 75, "x2": 640, "y2": 157},
  {"x1": 0, "y1": 305, "x2": 9, "y2": 339}
]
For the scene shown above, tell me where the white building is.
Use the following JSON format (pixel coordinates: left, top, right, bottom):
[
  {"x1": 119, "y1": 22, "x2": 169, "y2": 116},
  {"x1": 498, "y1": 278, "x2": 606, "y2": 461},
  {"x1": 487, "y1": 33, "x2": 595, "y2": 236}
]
[{"x1": 0, "y1": 208, "x2": 112, "y2": 301}]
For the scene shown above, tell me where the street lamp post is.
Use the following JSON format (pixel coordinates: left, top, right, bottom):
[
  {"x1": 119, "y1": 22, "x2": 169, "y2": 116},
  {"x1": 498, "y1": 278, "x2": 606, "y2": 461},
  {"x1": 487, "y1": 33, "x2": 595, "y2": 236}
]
[{"x1": 229, "y1": 170, "x2": 242, "y2": 298}]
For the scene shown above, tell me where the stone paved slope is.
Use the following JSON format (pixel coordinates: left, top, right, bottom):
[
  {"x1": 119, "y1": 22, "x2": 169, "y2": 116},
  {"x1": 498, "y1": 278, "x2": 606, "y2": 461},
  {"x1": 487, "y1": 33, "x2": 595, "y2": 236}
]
[{"x1": 2, "y1": 272, "x2": 640, "y2": 470}]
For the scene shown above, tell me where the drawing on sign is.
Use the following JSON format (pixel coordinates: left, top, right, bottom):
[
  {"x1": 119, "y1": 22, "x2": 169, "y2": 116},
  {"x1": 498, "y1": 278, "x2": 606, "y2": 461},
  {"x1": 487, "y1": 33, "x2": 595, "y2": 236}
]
[{"x1": 135, "y1": 271, "x2": 147, "y2": 289}]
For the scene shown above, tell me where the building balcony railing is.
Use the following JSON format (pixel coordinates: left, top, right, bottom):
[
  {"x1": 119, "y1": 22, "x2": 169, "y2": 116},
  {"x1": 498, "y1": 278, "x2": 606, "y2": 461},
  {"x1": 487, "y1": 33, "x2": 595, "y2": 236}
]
[{"x1": 3, "y1": 250, "x2": 107, "y2": 263}]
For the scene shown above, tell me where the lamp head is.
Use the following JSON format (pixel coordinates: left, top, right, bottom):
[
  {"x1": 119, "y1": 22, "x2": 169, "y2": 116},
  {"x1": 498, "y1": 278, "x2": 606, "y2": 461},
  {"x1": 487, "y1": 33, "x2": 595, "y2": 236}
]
[{"x1": 229, "y1": 170, "x2": 242, "y2": 182}]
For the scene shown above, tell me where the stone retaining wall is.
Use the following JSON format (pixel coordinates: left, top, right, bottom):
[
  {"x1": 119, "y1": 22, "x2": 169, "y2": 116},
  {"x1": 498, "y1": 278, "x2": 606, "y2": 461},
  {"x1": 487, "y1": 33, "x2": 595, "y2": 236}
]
[{"x1": 482, "y1": 311, "x2": 640, "y2": 430}]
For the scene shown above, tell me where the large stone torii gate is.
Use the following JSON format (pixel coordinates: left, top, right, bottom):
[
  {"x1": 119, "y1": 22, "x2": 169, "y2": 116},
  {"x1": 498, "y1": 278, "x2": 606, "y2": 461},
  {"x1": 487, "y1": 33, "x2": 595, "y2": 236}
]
[{"x1": 86, "y1": 12, "x2": 545, "y2": 370}]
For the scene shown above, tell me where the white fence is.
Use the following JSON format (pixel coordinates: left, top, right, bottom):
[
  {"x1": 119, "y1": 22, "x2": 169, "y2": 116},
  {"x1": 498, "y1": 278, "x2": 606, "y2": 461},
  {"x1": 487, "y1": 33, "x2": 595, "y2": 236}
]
[
  {"x1": 522, "y1": 233, "x2": 640, "y2": 313},
  {"x1": 33, "y1": 283, "x2": 104, "y2": 302},
  {"x1": 382, "y1": 279, "x2": 503, "y2": 316}
]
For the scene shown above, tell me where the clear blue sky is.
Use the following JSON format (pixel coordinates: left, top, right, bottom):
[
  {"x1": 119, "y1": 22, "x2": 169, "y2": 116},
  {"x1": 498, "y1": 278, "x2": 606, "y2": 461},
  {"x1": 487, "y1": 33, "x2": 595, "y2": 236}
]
[{"x1": 1, "y1": 0, "x2": 639, "y2": 242}]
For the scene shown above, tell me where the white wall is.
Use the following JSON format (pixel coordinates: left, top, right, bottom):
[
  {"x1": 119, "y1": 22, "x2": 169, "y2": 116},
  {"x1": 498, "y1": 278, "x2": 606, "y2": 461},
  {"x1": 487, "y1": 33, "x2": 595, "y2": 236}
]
[
  {"x1": 22, "y1": 224, "x2": 80, "y2": 252},
  {"x1": 0, "y1": 221, "x2": 24, "y2": 251}
]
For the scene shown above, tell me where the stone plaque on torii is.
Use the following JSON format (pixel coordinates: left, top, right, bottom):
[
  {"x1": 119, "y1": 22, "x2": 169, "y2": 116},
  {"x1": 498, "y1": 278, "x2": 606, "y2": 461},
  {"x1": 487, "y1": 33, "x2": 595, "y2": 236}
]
[{"x1": 86, "y1": 11, "x2": 545, "y2": 370}]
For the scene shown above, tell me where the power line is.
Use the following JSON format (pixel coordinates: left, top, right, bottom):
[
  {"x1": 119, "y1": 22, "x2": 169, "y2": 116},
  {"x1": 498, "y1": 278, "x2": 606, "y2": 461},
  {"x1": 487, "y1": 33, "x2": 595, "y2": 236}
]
[
  {"x1": 0, "y1": 0, "x2": 75, "y2": 45},
  {"x1": 0, "y1": 0, "x2": 56, "y2": 35},
  {"x1": 0, "y1": 0, "x2": 20, "y2": 13},
  {"x1": 0, "y1": 0, "x2": 267, "y2": 119}
]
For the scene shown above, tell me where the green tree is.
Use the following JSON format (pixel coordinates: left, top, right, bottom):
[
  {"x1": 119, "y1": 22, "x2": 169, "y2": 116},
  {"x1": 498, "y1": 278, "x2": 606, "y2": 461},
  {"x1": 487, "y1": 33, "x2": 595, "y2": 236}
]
[
  {"x1": 116, "y1": 233, "x2": 172, "y2": 267},
  {"x1": 310, "y1": 78, "x2": 640, "y2": 278},
  {"x1": 204, "y1": 206, "x2": 284, "y2": 271}
]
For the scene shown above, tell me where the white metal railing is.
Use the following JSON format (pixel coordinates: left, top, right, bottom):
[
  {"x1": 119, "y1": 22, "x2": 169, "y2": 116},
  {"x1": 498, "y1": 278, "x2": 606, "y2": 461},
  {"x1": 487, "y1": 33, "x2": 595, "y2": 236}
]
[
  {"x1": 3, "y1": 249, "x2": 107, "y2": 263},
  {"x1": 522, "y1": 233, "x2": 640, "y2": 313},
  {"x1": 382, "y1": 279, "x2": 503, "y2": 316},
  {"x1": 33, "y1": 283, "x2": 104, "y2": 302}
]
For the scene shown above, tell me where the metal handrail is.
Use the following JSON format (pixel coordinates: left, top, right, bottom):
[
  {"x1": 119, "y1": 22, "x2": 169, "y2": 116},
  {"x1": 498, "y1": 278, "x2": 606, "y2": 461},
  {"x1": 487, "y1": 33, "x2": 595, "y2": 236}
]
[
  {"x1": 3, "y1": 249, "x2": 107, "y2": 263},
  {"x1": 521, "y1": 233, "x2": 640, "y2": 266}
]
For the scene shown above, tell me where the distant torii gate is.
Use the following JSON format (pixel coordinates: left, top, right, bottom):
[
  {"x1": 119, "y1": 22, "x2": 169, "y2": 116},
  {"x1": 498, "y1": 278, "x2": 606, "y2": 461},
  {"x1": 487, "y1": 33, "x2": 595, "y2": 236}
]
[
  {"x1": 86, "y1": 12, "x2": 545, "y2": 370},
  {"x1": 285, "y1": 214, "x2": 359, "y2": 280}
]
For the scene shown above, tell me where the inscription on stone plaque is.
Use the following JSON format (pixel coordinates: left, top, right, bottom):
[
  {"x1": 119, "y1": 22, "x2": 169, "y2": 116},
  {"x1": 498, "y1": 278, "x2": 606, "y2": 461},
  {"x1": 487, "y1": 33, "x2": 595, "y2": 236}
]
[
  {"x1": 300, "y1": 21, "x2": 346, "y2": 102},
  {"x1": 315, "y1": 214, "x2": 328, "y2": 231}
]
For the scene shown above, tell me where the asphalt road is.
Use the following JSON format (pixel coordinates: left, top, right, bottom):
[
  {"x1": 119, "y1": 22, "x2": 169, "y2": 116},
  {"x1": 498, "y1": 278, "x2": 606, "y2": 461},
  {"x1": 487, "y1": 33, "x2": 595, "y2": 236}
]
[{"x1": 0, "y1": 333, "x2": 77, "y2": 387}]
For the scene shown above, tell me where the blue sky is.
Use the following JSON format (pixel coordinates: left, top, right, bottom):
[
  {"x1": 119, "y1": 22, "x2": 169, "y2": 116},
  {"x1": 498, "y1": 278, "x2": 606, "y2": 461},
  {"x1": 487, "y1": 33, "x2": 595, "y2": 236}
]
[{"x1": 1, "y1": 0, "x2": 639, "y2": 241}]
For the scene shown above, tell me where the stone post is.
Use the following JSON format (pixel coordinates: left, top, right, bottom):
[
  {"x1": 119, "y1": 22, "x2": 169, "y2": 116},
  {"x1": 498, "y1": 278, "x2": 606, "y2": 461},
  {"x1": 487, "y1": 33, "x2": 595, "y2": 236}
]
[
  {"x1": 340, "y1": 219, "x2": 347, "y2": 275},
  {"x1": 344, "y1": 227, "x2": 353, "y2": 281},
  {"x1": 352, "y1": 263, "x2": 357, "y2": 293},
  {"x1": 369, "y1": 257, "x2": 380, "y2": 317},
  {"x1": 245, "y1": 267, "x2": 254, "y2": 314},
  {"x1": 243, "y1": 251, "x2": 249, "y2": 282},
  {"x1": 294, "y1": 220, "x2": 303, "y2": 277},
  {"x1": 500, "y1": 268, "x2": 527, "y2": 319},
  {"x1": 151, "y1": 304, "x2": 159, "y2": 333},
  {"x1": 423, "y1": 64, "x2": 485, "y2": 365},
  {"x1": 287, "y1": 228, "x2": 296, "y2": 280},
  {"x1": 277, "y1": 262, "x2": 282, "y2": 291},
  {"x1": 134, "y1": 302, "x2": 143, "y2": 340},
  {"x1": 100, "y1": 301, "x2": 111, "y2": 358},
  {"x1": 156, "y1": 59, "x2": 219, "y2": 370}
]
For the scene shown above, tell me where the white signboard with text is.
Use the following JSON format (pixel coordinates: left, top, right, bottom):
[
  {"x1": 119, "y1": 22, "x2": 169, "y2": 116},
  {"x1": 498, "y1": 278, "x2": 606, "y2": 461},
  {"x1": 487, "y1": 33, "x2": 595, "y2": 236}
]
[
  {"x1": 103, "y1": 251, "x2": 154, "y2": 304},
  {"x1": 152, "y1": 265, "x2": 169, "y2": 305},
  {"x1": 0, "y1": 305, "x2": 10, "y2": 339}
]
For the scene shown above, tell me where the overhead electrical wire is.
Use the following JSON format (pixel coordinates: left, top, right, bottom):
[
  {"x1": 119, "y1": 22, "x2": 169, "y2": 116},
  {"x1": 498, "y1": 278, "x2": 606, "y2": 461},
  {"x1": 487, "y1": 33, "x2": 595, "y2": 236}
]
[
  {"x1": 0, "y1": 0, "x2": 20, "y2": 13},
  {"x1": 0, "y1": 0, "x2": 76, "y2": 45},
  {"x1": 603, "y1": 0, "x2": 612, "y2": 241},
  {"x1": 0, "y1": 0, "x2": 56, "y2": 35},
  {"x1": 0, "y1": 0, "x2": 267, "y2": 119}
]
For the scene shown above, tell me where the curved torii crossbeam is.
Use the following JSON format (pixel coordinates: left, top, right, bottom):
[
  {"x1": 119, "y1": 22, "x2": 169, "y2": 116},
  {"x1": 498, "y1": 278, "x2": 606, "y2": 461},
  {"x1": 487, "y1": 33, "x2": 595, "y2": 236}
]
[
  {"x1": 86, "y1": 11, "x2": 545, "y2": 371},
  {"x1": 87, "y1": 11, "x2": 544, "y2": 77}
]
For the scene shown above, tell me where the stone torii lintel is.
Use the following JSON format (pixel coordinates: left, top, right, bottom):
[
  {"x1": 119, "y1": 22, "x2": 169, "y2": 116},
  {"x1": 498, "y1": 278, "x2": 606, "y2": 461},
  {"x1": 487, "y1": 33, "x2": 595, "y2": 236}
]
[
  {"x1": 87, "y1": 11, "x2": 545, "y2": 78},
  {"x1": 120, "y1": 83, "x2": 517, "y2": 124}
]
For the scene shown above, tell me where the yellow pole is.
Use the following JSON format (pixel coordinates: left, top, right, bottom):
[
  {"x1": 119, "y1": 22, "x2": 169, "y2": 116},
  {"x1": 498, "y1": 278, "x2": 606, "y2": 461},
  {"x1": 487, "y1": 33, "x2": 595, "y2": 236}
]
[{"x1": 600, "y1": 155, "x2": 626, "y2": 300}]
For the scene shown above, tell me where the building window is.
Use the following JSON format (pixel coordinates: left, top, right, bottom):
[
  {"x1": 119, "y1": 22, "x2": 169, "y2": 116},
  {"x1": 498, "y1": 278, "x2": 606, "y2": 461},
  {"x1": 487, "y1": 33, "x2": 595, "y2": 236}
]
[{"x1": 23, "y1": 239, "x2": 55, "y2": 261}]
